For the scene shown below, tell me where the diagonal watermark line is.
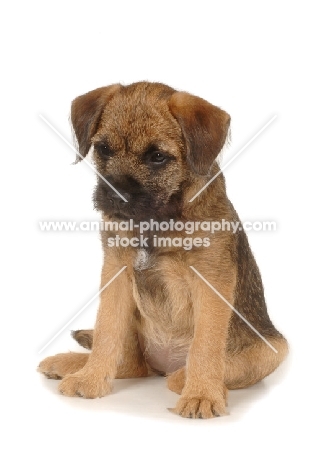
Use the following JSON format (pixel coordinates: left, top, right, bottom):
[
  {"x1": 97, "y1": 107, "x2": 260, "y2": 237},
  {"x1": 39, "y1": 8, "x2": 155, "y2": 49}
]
[
  {"x1": 189, "y1": 115, "x2": 277, "y2": 202},
  {"x1": 39, "y1": 114, "x2": 128, "y2": 202},
  {"x1": 38, "y1": 266, "x2": 127, "y2": 354},
  {"x1": 190, "y1": 266, "x2": 278, "y2": 353}
]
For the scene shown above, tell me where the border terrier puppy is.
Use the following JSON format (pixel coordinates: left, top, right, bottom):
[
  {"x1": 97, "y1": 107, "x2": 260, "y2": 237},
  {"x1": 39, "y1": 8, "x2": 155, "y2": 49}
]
[{"x1": 38, "y1": 82, "x2": 288, "y2": 418}]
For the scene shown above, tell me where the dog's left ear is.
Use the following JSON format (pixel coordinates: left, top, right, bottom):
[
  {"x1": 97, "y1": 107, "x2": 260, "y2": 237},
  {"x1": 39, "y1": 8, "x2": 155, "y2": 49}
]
[
  {"x1": 169, "y1": 92, "x2": 230, "y2": 175},
  {"x1": 71, "y1": 84, "x2": 121, "y2": 163}
]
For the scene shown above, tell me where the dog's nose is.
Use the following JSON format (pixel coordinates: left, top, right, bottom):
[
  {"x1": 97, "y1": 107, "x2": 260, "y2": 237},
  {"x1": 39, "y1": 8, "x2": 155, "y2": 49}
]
[{"x1": 107, "y1": 190, "x2": 129, "y2": 209}]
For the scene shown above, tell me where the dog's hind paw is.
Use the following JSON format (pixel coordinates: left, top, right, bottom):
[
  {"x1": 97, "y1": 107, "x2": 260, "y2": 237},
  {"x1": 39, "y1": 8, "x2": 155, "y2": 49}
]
[{"x1": 38, "y1": 352, "x2": 89, "y2": 379}]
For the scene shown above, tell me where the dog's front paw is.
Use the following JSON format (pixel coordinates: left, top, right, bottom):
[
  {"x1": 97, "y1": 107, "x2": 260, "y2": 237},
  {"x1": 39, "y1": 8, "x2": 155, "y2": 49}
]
[
  {"x1": 58, "y1": 371, "x2": 112, "y2": 398},
  {"x1": 172, "y1": 395, "x2": 227, "y2": 419}
]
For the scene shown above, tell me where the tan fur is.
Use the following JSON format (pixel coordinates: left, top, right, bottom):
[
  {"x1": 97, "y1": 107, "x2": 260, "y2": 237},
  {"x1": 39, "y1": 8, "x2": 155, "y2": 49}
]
[{"x1": 38, "y1": 82, "x2": 288, "y2": 418}]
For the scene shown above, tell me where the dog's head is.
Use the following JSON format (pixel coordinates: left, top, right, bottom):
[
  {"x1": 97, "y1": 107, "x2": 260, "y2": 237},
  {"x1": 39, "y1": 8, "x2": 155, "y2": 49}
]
[{"x1": 71, "y1": 82, "x2": 230, "y2": 221}]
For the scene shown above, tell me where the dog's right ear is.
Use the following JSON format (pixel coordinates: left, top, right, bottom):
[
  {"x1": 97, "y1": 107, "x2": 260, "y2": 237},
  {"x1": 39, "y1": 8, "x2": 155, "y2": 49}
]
[{"x1": 71, "y1": 84, "x2": 121, "y2": 163}]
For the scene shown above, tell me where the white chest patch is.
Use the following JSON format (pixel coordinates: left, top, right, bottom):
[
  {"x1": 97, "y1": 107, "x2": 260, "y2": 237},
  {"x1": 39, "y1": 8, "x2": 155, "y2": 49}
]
[{"x1": 134, "y1": 248, "x2": 150, "y2": 271}]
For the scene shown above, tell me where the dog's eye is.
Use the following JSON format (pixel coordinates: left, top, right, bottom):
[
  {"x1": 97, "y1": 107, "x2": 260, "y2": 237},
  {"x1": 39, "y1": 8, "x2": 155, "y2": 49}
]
[
  {"x1": 149, "y1": 152, "x2": 168, "y2": 165},
  {"x1": 95, "y1": 143, "x2": 114, "y2": 160}
]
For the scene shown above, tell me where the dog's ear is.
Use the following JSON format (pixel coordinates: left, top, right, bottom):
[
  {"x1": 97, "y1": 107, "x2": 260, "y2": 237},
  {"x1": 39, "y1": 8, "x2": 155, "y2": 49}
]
[
  {"x1": 169, "y1": 92, "x2": 230, "y2": 175},
  {"x1": 71, "y1": 84, "x2": 121, "y2": 163}
]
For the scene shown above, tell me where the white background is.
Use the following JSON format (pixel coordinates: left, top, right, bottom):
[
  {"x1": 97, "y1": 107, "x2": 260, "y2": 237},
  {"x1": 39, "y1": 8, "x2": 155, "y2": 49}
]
[{"x1": 1, "y1": 1, "x2": 309, "y2": 466}]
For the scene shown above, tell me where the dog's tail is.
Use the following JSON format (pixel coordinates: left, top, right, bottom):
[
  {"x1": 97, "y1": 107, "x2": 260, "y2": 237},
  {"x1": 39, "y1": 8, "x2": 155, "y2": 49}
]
[{"x1": 71, "y1": 329, "x2": 93, "y2": 350}]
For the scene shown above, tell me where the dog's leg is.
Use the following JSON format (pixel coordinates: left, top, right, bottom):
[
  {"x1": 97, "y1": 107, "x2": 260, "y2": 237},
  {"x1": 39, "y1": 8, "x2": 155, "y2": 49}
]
[
  {"x1": 172, "y1": 273, "x2": 234, "y2": 418},
  {"x1": 167, "y1": 335, "x2": 288, "y2": 397},
  {"x1": 38, "y1": 326, "x2": 148, "y2": 380},
  {"x1": 57, "y1": 260, "x2": 140, "y2": 398},
  {"x1": 72, "y1": 325, "x2": 148, "y2": 378},
  {"x1": 225, "y1": 336, "x2": 289, "y2": 389}
]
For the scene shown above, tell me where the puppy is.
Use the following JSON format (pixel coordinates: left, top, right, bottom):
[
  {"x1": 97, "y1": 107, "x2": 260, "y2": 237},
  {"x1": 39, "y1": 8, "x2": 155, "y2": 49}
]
[{"x1": 38, "y1": 82, "x2": 288, "y2": 418}]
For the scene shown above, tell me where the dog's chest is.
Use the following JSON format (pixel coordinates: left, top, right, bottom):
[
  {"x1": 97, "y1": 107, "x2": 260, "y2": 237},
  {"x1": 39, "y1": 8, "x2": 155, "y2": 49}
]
[
  {"x1": 132, "y1": 250, "x2": 170, "y2": 312},
  {"x1": 133, "y1": 248, "x2": 150, "y2": 271},
  {"x1": 132, "y1": 249, "x2": 194, "y2": 360}
]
